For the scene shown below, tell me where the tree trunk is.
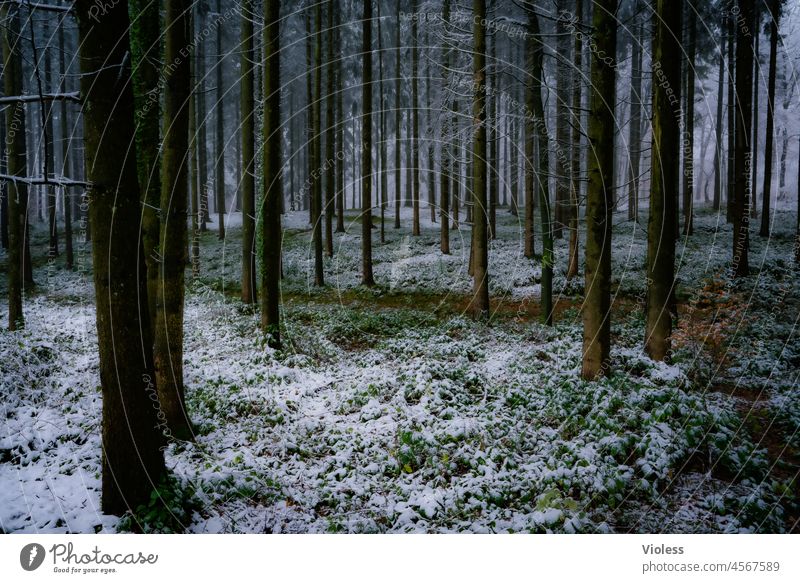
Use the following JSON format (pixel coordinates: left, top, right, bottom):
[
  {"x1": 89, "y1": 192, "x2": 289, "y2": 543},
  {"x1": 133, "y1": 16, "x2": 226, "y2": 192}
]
[
  {"x1": 582, "y1": 0, "x2": 618, "y2": 378},
  {"x1": 528, "y1": 11, "x2": 554, "y2": 325},
  {"x1": 646, "y1": 0, "x2": 682, "y2": 362},
  {"x1": 311, "y1": 4, "x2": 324, "y2": 285},
  {"x1": 261, "y1": 0, "x2": 282, "y2": 348},
  {"x1": 130, "y1": 0, "x2": 161, "y2": 331},
  {"x1": 732, "y1": 0, "x2": 754, "y2": 278},
  {"x1": 567, "y1": 0, "x2": 583, "y2": 281},
  {"x1": 154, "y1": 0, "x2": 192, "y2": 440},
  {"x1": 523, "y1": 23, "x2": 536, "y2": 259},
  {"x1": 554, "y1": 2, "x2": 570, "y2": 239},
  {"x1": 43, "y1": 19, "x2": 58, "y2": 259},
  {"x1": 760, "y1": 0, "x2": 779, "y2": 237},
  {"x1": 215, "y1": 0, "x2": 226, "y2": 240},
  {"x1": 2, "y1": 3, "x2": 27, "y2": 330},
  {"x1": 325, "y1": 0, "x2": 335, "y2": 256},
  {"x1": 471, "y1": 0, "x2": 490, "y2": 318},
  {"x1": 712, "y1": 21, "x2": 726, "y2": 212},
  {"x1": 440, "y1": 0, "x2": 452, "y2": 254},
  {"x1": 682, "y1": 3, "x2": 696, "y2": 236},
  {"x1": 335, "y1": 5, "x2": 345, "y2": 233},
  {"x1": 241, "y1": 0, "x2": 257, "y2": 303},
  {"x1": 58, "y1": 24, "x2": 73, "y2": 270},
  {"x1": 411, "y1": 0, "x2": 420, "y2": 236},
  {"x1": 726, "y1": 13, "x2": 735, "y2": 224},
  {"x1": 196, "y1": 11, "x2": 210, "y2": 231},
  {"x1": 361, "y1": 0, "x2": 375, "y2": 286},
  {"x1": 394, "y1": 0, "x2": 402, "y2": 229},
  {"x1": 75, "y1": 0, "x2": 166, "y2": 513},
  {"x1": 627, "y1": 8, "x2": 642, "y2": 223}
]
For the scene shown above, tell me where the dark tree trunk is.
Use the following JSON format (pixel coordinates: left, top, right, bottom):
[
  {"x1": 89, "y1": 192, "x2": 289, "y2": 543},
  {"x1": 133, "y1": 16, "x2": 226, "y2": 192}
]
[
  {"x1": 411, "y1": 0, "x2": 420, "y2": 236},
  {"x1": 361, "y1": 0, "x2": 375, "y2": 286},
  {"x1": 682, "y1": 3, "x2": 696, "y2": 235},
  {"x1": 567, "y1": 0, "x2": 583, "y2": 281},
  {"x1": 312, "y1": 2, "x2": 324, "y2": 285},
  {"x1": 440, "y1": 0, "x2": 452, "y2": 254},
  {"x1": 241, "y1": 0, "x2": 258, "y2": 303},
  {"x1": 582, "y1": 0, "x2": 618, "y2": 378},
  {"x1": 75, "y1": 0, "x2": 166, "y2": 513},
  {"x1": 261, "y1": 0, "x2": 282, "y2": 348},
  {"x1": 215, "y1": 0, "x2": 226, "y2": 240},
  {"x1": 712, "y1": 20, "x2": 726, "y2": 212},
  {"x1": 726, "y1": 12, "x2": 736, "y2": 224},
  {"x1": 471, "y1": 0, "x2": 490, "y2": 318},
  {"x1": 394, "y1": 0, "x2": 402, "y2": 229},
  {"x1": 760, "y1": 0, "x2": 780, "y2": 237}
]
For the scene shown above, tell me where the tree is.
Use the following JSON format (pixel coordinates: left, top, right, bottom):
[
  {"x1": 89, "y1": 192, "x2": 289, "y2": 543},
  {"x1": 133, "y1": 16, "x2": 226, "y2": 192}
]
[
  {"x1": 759, "y1": 0, "x2": 781, "y2": 237},
  {"x1": 732, "y1": 0, "x2": 755, "y2": 278},
  {"x1": 411, "y1": 0, "x2": 420, "y2": 236},
  {"x1": 394, "y1": 1, "x2": 402, "y2": 229},
  {"x1": 626, "y1": 1, "x2": 642, "y2": 223},
  {"x1": 582, "y1": 0, "x2": 617, "y2": 379},
  {"x1": 440, "y1": 0, "x2": 452, "y2": 255},
  {"x1": 682, "y1": 2, "x2": 696, "y2": 235},
  {"x1": 524, "y1": 7, "x2": 554, "y2": 325},
  {"x1": 311, "y1": 2, "x2": 324, "y2": 285},
  {"x1": 75, "y1": 0, "x2": 165, "y2": 512},
  {"x1": 241, "y1": 0, "x2": 257, "y2": 303},
  {"x1": 261, "y1": 0, "x2": 283, "y2": 348},
  {"x1": 567, "y1": 0, "x2": 583, "y2": 281},
  {"x1": 645, "y1": 0, "x2": 683, "y2": 361},
  {"x1": 154, "y1": 0, "x2": 193, "y2": 440},
  {"x1": 2, "y1": 2, "x2": 28, "y2": 330},
  {"x1": 471, "y1": 0, "x2": 490, "y2": 318},
  {"x1": 361, "y1": 0, "x2": 375, "y2": 286},
  {"x1": 325, "y1": 0, "x2": 335, "y2": 256},
  {"x1": 712, "y1": 17, "x2": 726, "y2": 212},
  {"x1": 523, "y1": 19, "x2": 536, "y2": 260},
  {"x1": 130, "y1": 0, "x2": 161, "y2": 329},
  {"x1": 215, "y1": 0, "x2": 226, "y2": 240},
  {"x1": 58, "y1": 23, "x2": 73, "y2": 270},
  {"x1": 43, "y1": 19, "x2": 58, "y2": 259}
]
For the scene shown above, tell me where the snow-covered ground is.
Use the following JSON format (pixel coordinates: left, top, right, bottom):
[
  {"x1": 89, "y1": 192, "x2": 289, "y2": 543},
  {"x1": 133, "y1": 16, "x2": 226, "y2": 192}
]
[{"x1": 1, "y1": 205, "x2": 798, "y2": 533}]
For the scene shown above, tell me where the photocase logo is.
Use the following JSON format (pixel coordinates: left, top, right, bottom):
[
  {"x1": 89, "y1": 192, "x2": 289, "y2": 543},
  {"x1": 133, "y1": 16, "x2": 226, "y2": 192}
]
[{"x1": 20, "y1": 543, "x2": 46, "y2": 571}]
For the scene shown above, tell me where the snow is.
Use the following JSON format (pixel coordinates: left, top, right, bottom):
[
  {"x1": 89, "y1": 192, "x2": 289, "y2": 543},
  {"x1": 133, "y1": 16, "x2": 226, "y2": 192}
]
[{"x1": 0, "y1": 208, "x2": 798, "y2": 533}]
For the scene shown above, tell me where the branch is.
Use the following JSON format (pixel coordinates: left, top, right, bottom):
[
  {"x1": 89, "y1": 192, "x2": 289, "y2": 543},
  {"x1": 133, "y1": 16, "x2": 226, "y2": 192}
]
[
  {"x1": 0, "y1": 1, "x2": 73, "y2": 12},
  {"x1": 0, "y1": 92, "x2": 81, "y2": 105},
  {"x1": 0, "y1": 173, "x2": 90, "y2": 188}
]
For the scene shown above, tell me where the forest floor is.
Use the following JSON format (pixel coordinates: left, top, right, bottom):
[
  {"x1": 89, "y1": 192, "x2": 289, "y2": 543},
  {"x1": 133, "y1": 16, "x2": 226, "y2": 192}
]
[{"x1": 1, "y1": 205, "x2": 798, "y2": 533}]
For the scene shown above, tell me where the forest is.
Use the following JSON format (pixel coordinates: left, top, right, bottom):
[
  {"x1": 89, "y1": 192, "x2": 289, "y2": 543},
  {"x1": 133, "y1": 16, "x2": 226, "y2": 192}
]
[{"x1": 0, "y1": 0, "x2": 798, "y2": 534}]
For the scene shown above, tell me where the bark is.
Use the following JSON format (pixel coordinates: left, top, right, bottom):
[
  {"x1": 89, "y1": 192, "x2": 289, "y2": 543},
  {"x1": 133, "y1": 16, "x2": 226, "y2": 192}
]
[
  {"x1": 336, "y1": 6, "x2": 345, "y2": 234},
  {"x1": 732, "y1": 0, "x2": 755, "y2": 278},
  {"x1": 2, "y1": 3, "x2": 27, "y2": 329},
  {"x1": 394, "y1": 0, "x2": 402, "y2": 229},
  {"x1": 471, "y1": 0, "x2": 490, "y2": 318},
  {"x1": 726, "y1": 12, "x2": 735, "y2": 223},
  {"x1": 75, "y1": 0, "x2": 166, "y2": 513},
  {"x1": 197, "y1": 13, "x2": 210, "y2": 231},
  {"x1": 568, "y1": 0, "x2": 583, "y2": 280},
  {"x1": 523, "y1": 17, "x2": 536, "y2": 259},
  {"x1": 130, "y1": 0, "x2": 161, "y2": 331},
  {"x1": 645, "y1": 0, "x2": 682, "y2": 362},
  {"x1": 712, "y1": 22, "x2": 726, "y2": 212},
  {"x1": 241, "y1": 0, "x2": 258, "y2": 303},
  {"x1": 310, "y1": 4, "x2": 324, "y2": 284},
  {"x1": 325, "y1": 0, "x2": 335, "y2": 256},
  {"x1": 261, "y1": 0, "x2": 282, "y2": 348},
  {"x1": 411, "y1": 0, "x2": 420, "y2": 236},
  {"x1": 682, "y1": 3, "x2": 696, "y2": 236},
  {"x1": 361, "y1": 0, "x2": 375, "y2": 286},
  {"x1": 154, "y1": 0, "x2": 193, "y2": 440},
  {"x1": 58, "y1": 24, "x2": 73, "y2": 270},
  {"x1": 426, "y1": 28, "x2": 436, "y2": 225},
  {"x1": 440, "y1": 0, "x2": 452, "y2": 254},
  {"x1": 215, "y1": 0, "x2": 226, "y2": 240},
  {"x1": 43, "y1": 19, "x2": 58, "y2": 258},
  {"x1": 554, "y1": 2, "x2": 570, "y2": 239},
  {"x1": 760, "y1": 0, "x2": 780, "y2": 237},
  {"x1": 528, "y1": 11, "x2": 554, "y2": 326},
  {"x1": 582, "y1": 0, "x2": 617, "y2": 379}
]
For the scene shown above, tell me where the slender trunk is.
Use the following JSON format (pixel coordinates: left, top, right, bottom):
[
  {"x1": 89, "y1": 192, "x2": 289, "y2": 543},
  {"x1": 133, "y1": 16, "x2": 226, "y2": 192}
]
[
  {"x1": 440, "y1": 0, "x2": 452, "y2": 254},
  {"x1": 732, "y1": 0, "x2": 754, "y2": 278},
  {"x1": 377, "y1": 0, "x2": 387, "y2": 244},
  {"x1": 582, "y1": 0, "x2": 618, "y2": 378},
  {"x1": 471, "y1": 0, "x2": 490, "y2": 318},
  {"x1": 43, "y1": 19, "x2": 58, "y2": 258},
  {"x1": 241, "y1": 0, "x2": 257, "y2": 303},
  {"x1": 75, "y1": 0, "x2": 166, "y2": 512},
  {"x1": 261, "y1": 0, "x2": 282, "y2": 348},
  {"x1": 411, "y1": 0, "x2": 420, "y2": 236},
  {"x1": 529, "y1": 11, "x2": 553, "y2": 325},
  {"x1": 452, "y1": 99, "x2": 461, "y2": 230},
  {"x1": 523, "y1": 18, "x2": 536, "y2": 259},
  {"x1": 361, "y1": 0, "x2": 375, "y2": 285},
  {"x1": 215, "y1": 0, "x2": 226, "y2": 239},
  {"x1": 712, "y1": 22, "x2": 726, "y2": 212},
  {"x1": 567, "y1": 0, "x2": 583, "y2": 280},
  {"x1": 58, "y1": 24, "x2": 73, "y2": 270},
  {"x1": 394, "y1": 1, "x2": 402, "y2": 229},
  {"x1": 760, "y1": 0, "x2": 779, "y2": 237},
  {"x1": 726, "y1": 12, "x2": 735, "y2": 224},
  {"x1": 554, "y1": 3, "x2": 570, "y2": 239},
  {"x1": 426, "y1": 28, "x2": 436, "y2": 225},
  {"x1": 324, "y1": 0, "x2": 335, "y2": 256},
  {"x1": 335, "y1": 6, "x2": 345, "y2": 233},
  {"x1": 487, "y1": 32, "x2": 497, "y2": 239},
  {"x1": 682, "y1": 4, "x2": 696, "y2": 235},
  {"x1": 197, "y1": 14, "x2": 209, "y2": 231},
  {"x1": 311, "y1": 4, "x2": 324, "y2": 285},
  {"x1": 2, "y1": 4, "x2": 27, "y2": 329}
]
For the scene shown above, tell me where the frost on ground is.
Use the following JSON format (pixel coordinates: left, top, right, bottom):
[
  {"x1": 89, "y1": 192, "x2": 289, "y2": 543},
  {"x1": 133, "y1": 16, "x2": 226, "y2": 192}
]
[{"x1": 1, "y1": 209, "x2": 798, "y2": 533}]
